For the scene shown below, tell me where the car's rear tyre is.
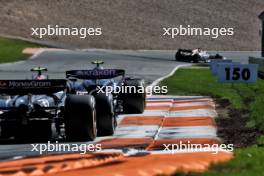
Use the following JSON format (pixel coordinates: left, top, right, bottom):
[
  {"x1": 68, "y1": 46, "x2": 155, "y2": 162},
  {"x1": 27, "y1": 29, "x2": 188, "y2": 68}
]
[
  {"x1": 192, "y1": 54, "x2": 199, "y2": 63},
  {"x1": 122, "y1": 79, "x2": 146, "y2": 114},
  {"x1": 93, "y1": 92, "x2": 116, "y2": 136},
  {"x1": 64, "y1": 94, "x2": 96, "y2": 142},
  {"x1": 175, "y1": 49, "x2": 183, "y2": 61}
]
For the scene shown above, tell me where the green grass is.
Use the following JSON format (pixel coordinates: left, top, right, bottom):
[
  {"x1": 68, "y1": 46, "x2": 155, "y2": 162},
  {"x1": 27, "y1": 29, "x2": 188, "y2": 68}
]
[
  {"x1": 0, "y1": 37, "x2": 41, "y2": 63},
  {"x1": 161, "y1": 67, "x2": 264, "y2": 175},
  {"x1": 172, "y1": 146, "x2": 264, "y2": 176},
  {"x1": 161, "y1": 68, "x2": 264, "y2": 130}
]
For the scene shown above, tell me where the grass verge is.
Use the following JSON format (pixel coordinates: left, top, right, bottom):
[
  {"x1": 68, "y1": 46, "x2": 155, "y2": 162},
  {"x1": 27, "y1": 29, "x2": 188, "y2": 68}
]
[
  {"x1": 0, "y1": 37, "x2": 42, "y2": 63},
  {"x1": 162, "y1": 67, "x2": 264, "y2": 130},
  {"x1": 160, "y1": 67, "x2": 264, "y2": 175},
  {"x1": 172, "y1": 146, "x2": 264, "y2": 176}
]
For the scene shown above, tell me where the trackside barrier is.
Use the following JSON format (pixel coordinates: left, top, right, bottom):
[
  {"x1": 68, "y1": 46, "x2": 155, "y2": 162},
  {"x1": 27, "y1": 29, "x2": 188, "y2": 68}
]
[
  {"x1": 216, "y1": 63, "x2": 258, "y2": 83},
  {"x1": 249, "y1": 56, "x2": 264, "y2": 78},
  {"x1": 209, "y1": 58, "x2": 259, "y2": 83},
  {"x1": 210, "y1": 59, "x2": 232, "y2": 75},
  {"x1": 0, "y1": 153, "x2": 124, "y2": 176}
]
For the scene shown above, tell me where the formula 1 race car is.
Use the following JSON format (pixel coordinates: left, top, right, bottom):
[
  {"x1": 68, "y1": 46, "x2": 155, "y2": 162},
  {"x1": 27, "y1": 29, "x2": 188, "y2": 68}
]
[
  {"x1": 0, "y1": 63, "x2": 146, "y2": 142},
  {"x1": 0, "y1": 67, "x2": 98, "y2": 142},
  {"x1": 66, "y1": 61, "x2": 146, "y2": 138},
  {"x1": 175, "y1": 48, "x2": 225, "y2": 63},
  {"x1": 0, "y1": 71, "x2": 68, "y2": 142}
]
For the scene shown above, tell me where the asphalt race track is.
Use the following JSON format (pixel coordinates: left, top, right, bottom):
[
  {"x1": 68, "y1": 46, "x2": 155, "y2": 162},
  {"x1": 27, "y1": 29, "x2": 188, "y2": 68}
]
[
  {"x1": 0, "y1": 50, "x2": 183, "y2": 83},
  {"x1": 0, "y1": 50, "x2": 260, "y2": 81},
  {"x1": 0, "y1": 49, "x2": 261, "y2": 161}
]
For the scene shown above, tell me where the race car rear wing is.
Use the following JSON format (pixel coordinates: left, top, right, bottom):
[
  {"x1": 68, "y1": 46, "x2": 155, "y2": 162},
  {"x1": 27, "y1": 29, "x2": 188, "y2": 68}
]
[
  {"x1": 0, "y1": 80, "x2": 67, "y2": 95},
  {"x1": 66, "y1": 69, "x2": 125, "y2": 80}
]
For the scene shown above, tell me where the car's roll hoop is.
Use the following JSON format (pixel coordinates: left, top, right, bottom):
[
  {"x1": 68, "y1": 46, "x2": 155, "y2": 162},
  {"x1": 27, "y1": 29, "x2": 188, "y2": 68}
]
[{"x1": 92, "y1": 60, "x2": 104, "y2": 68}]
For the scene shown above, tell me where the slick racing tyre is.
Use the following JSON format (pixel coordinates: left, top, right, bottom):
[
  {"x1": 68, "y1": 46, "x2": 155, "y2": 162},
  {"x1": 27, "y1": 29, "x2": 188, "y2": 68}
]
[
  {"x1": 65, "y1": 94, "x2": 96, "y2": 142},
  {"x1": 93, "y1": 92, "x2": 116, "y2": 136},
  {"x1": 192, "y1": 54, "x2": 199, "y2": 63},
  {"x1": 122, "y1": 79, "x2": 146, "y2": 114},
  {"x1": 175, "y1": 50, "x2": 182, "y2": 61}
]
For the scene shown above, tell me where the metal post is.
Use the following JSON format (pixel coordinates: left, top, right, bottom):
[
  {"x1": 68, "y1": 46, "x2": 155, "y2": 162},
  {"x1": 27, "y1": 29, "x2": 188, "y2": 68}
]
[
  {"x1": 259, "y1": 12, "x2": 264, "y2": 57},
  {"x1": 262, "y1": 21, "x2": 264, "y2": 57}
]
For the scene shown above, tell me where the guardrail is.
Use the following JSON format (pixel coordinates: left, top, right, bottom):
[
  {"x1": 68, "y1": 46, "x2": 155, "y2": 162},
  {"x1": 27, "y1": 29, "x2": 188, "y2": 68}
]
[{"x1": 249, "y1": 57, "x2": 264, "y2": 78}]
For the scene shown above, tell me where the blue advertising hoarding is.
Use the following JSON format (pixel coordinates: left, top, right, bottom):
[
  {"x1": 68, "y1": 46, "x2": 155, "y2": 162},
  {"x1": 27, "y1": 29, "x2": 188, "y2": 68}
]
[
  {"x1": 210, "y1": 59, "x2": 233, "y2": 75},
  {"x1": 216, "y1": 63, "x2": 258, "y2": 83}
]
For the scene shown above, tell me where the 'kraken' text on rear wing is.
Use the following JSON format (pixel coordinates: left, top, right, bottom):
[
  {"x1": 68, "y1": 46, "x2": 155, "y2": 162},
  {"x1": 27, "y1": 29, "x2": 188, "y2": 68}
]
[{"x1": 66, "y1": 69, "x2": 125, "y2": 79}]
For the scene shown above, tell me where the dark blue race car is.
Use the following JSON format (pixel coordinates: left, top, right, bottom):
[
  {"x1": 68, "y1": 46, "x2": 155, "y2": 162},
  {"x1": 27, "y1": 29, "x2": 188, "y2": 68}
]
[
  {"x1": 0, "y1": 62, "x2": 146, "y2": 142},
  {"x1": 66, "y1": 61, "x2": 146, "y2": 139}
]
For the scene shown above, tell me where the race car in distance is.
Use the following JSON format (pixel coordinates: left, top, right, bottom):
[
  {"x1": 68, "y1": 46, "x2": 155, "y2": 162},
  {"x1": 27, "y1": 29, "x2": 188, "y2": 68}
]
[
  {"x1": 175, "y1": 48, "x2": 226, "y2": 63},
  {"x1": 0, "y1": 63, "x2": 146, "y2": 142}
]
